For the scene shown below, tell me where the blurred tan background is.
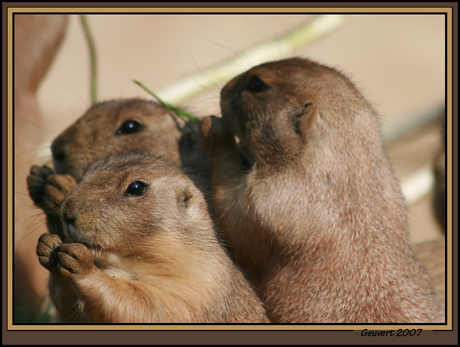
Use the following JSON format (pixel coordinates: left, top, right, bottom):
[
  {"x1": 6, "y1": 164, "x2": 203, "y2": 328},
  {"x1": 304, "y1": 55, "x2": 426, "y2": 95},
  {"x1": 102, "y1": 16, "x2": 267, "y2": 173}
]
[{"x1": 23, "y1": 13, "x2": 445, "y2": 244}]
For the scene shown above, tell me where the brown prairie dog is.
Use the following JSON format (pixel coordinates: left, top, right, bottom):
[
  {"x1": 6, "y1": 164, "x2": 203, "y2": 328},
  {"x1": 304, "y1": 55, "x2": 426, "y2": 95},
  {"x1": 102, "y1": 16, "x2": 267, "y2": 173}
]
[
  {"x1": 200, "y1": 57, "x2": 445, "y2": 323},
  {"x1": 27, "y1": 98, "x2": 211, "y2": 239},
  {"x1": 37, "y1": 154, "x2": 269, "y2": 323}
]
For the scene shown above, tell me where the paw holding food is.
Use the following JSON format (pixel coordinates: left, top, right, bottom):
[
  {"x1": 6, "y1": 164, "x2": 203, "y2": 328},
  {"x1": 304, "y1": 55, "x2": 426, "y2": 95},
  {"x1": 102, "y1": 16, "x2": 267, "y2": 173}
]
[
  {"x1": 55, "y1": 243, "x2": 95, "y2": 278},
  {"x1": 27, "y1": 165, "x2": 54, "y2": 208},
  {"x1": 36, "y1": 233, "x2": 62, "y2": 270},
  {"x1": 37, "y1": 233, "x2": 95, "y2": 279},
  {"x1": 199, "y1": 115, "x2": 237, "y2": 155}
]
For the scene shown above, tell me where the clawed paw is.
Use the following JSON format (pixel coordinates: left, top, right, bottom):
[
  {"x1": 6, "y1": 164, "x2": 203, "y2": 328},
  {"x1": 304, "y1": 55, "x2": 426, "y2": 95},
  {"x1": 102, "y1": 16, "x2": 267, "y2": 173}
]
[
  {"x1": 37, "y1": 234, "x2": 95, "y2": 278},
  {"x1": 199, "y1": 116, "x2": 236, "y2": 154},
  {"x1": 27, "y1": 165, "x2": 77, "y2": 217},
  {"x1": 55, "y1": 243, "x2": 95, "y2": 278},
  {"x1": 27, "y1": 165, "x2": 54, "y2": 207},
  {"x1": 36, "y1": 233, "x2": 63, "y2": 270}
]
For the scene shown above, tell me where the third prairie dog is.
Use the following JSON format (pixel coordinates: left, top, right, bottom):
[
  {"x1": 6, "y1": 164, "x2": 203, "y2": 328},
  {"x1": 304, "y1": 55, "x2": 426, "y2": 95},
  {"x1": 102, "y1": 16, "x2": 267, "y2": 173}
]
[
  {"x1": 37, "y1": 154, "x2": 269, "y2": 323},
  {"x1": 199, "y1": 57, "x2": 445, "y2": 323}
]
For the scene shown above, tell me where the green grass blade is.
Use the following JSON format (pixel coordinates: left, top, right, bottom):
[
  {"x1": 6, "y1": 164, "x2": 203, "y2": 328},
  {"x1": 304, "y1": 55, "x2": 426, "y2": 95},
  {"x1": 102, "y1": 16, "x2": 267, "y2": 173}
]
[
  {"x1": 80, "y1": 15, "x2": 98, "y2": 105},
  {"x1": 133, "y1": 80, "x2": 201, "y2": 123}
]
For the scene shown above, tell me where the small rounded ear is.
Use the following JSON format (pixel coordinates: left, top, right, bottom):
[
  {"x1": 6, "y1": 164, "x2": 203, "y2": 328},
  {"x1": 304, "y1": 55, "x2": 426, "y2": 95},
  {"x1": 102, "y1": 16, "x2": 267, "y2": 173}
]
[
  {"x1": 176, "y1": 185, "x2": 194, "y2": 209},
  {"x1": 298, "y1": 101, "x2": 318, "y2": 140}
]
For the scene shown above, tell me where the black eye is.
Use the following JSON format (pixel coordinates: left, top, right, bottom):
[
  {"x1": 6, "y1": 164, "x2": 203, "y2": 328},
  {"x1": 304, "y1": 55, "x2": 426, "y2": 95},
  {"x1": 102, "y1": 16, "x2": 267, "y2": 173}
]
[
  {"x1": 247, "y1": 76, "x2": 267, "y2": 93},
  {"x1": 124, "y1": 181, "x2": 147, "y2": 197},
  {"x1": 116, "y1": 120, "x2": 144, "y2": 135}
]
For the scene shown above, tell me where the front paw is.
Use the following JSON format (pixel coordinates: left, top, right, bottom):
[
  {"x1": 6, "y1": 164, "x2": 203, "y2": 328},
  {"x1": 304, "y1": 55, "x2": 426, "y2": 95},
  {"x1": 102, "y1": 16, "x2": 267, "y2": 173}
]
[
  {"x1": 27, "y1": 165, "x2": 77, "y2": 217},
  {"x1": 56, "y1": 243, "x2": 95, "y2": 278},
  {"x1": 36, "y1": 233, "x2": 63, "y2": 270},
  {"x1": 27, "y1": 165, "x2": 54, "y2": 207},
  {"x1": 43, "y1": 174, "x2": 77, "y2": 215},
  {"x1": 199, "y1": 116, "x2": 237, "y2": 155}
]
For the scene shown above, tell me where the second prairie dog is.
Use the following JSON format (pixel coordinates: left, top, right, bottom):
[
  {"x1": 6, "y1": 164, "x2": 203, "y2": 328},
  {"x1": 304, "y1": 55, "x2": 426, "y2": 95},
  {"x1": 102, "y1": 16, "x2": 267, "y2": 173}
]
[
  {"x1": 200, "y1": 57, "x2": 445, "y2": 323},
  {"x1": 37, "y1": 154, "x2": 270, "y2": 323},
  {"x1": 50, "y1": 97, "x2": 210, "y2": 183},
  {"x1": 27, "y1": 98, "x2": 211, "y2": 238}
]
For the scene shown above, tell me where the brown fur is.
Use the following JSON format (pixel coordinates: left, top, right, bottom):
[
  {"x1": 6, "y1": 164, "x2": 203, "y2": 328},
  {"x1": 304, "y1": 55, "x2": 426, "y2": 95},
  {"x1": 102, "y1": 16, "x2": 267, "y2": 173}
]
[
  {"x1": 200, "y1": 57, "x2": 445, "y2": 323},
  {"x1": 15, "y1": 14, "x2": 68, "y2": 321},
  {"x1": 48, "y1": 97, "x2": 210, "y2": 186},
  {"x1": 50, "y1": 99, "x2": 183, "y2": 181},
  {"x1": 36, "y1": 154, "x2": 269, "y2": 323}
]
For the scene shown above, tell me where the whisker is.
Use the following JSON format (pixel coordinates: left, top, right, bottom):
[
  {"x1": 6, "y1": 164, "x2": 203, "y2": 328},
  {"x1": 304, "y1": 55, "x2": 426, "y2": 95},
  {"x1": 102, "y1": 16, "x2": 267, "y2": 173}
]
[
  {"x1": 18, "y1": 212, "x2": 48, "y2": 243},
  {"x1": 201, "y1": 37, "x2": 254, "y2": 71},
  {"x1": 14, "y1": 115, "x2": 62, "y2": 138}
]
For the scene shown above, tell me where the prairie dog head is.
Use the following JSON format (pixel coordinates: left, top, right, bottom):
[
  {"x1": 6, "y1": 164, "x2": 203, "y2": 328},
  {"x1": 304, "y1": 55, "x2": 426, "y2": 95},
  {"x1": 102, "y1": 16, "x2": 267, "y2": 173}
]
[
  {"x1": 60, "y1": 154, "x2": 215, "y2": 264},
  {"x1": 220, "y1": 57, "x2": 379, "y2": 169},
  {"x1": 51, "y1": 99, "x2": 184, "y2": 182}
]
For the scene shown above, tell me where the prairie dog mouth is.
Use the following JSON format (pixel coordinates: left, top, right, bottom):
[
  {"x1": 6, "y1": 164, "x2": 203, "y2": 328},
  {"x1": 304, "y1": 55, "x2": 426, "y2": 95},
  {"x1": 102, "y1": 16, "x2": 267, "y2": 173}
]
[
  {"x1": 62, "y1": 223, "x2": 101, "y2": 250},
  {"x1": 237, "y1": 144, "x2": 255, "y2": 172},
  {"x1": 217, "y1": 115, "x2": 254, "y2": 171}
]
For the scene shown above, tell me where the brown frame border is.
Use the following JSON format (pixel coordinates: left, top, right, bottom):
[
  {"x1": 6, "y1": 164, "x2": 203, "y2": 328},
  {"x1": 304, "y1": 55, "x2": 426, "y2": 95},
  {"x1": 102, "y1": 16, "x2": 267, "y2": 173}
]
[{"x1": 3, "y1": 2, "x2": 457, "y2": 345}]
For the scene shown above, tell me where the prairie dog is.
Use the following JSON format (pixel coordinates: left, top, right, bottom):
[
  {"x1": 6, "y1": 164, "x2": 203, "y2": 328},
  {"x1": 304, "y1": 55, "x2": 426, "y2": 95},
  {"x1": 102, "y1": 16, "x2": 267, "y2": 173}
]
[
  {"x1": 200, "y1": 57, "x2": 445, "y2": 323},
  {"x1": 37, "y1": 154, "x2": 269, "y2": 323}
]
